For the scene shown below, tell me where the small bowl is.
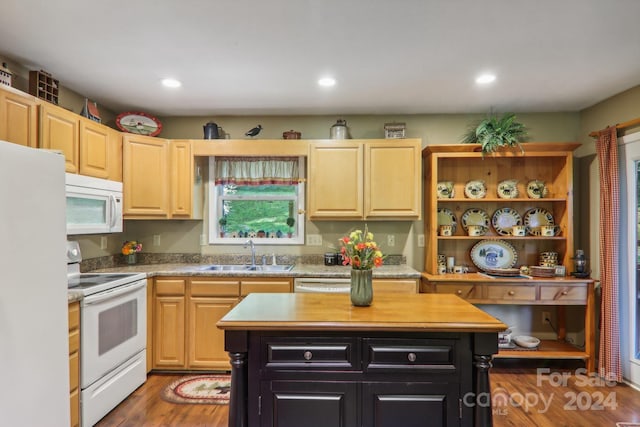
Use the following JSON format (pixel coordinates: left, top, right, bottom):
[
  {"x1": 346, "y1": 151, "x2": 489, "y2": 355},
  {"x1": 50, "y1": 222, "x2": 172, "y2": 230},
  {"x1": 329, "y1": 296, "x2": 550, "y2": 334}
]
[{"x1": 513, "y1": 335, "x2": 541, "y2": 349}]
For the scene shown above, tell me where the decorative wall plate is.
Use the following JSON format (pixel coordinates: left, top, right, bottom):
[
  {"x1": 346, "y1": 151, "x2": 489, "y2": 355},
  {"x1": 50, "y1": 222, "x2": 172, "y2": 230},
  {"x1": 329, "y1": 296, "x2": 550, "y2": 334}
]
[
  {"x1": 497, "y1": 179, "x2": 519, "y2": 199},
  {"x1": 491, "y1": 208, "x2": 522, "y2": 235},
  {"x1": 526, "y1": 180, "x2": 548, "y2": 199},
  {"x1": 523, "y1": 208, "x2": 555, "y2": 236},
  {"x1": 436, "y1": 181, "x2": 454, "y2": 199},
  {"x1": 470, "y1": 239, "x2": 518, "y2": 271},
  {"x1": 116, "y1": 111, "x2": 163, "y2": 136},
  {"x1": 461, "y1": 208, "x2": 490, "y2": 232},
  {"x1": 437, "y1": 208, "x2": 457, "y2": 234},
  {"x1": 464, "y1": 180, "x2": 487, "y2": 199}
]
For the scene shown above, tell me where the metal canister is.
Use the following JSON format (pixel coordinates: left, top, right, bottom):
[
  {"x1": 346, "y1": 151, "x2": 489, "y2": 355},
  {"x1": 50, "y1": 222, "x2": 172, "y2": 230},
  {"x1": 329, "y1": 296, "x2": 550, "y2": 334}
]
[
  {"x1": 324, "y1": 252, "x2": 337, "y2": 266},
  {"x1": 330, "y1": 119, "x2": 348, "y2": 139}
]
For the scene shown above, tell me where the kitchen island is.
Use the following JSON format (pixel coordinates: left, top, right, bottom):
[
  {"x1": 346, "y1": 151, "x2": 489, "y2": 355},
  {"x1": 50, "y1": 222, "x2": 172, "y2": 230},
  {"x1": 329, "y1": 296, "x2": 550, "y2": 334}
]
[{"x1": 217, "y1": 292, "x2": 507, "y2": 427}]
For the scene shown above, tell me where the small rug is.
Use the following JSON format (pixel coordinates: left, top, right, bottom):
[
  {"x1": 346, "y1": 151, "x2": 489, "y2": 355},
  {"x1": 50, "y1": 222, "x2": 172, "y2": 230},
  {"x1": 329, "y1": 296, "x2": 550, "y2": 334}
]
[{"x1": 161, "y1": 374, "x2": 231, "y2": 405}]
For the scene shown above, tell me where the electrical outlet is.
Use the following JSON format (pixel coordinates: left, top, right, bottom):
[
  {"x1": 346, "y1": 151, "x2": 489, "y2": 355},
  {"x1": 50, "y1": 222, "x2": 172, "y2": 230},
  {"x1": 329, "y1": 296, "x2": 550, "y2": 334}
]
[
  {"x1": 542, "y1": 311, "x2": 551, "y2": 323},
  {"x1": 153, "y1": 234, "x2": 161, "y2": 246},
  {"x1": 100, "y1": 236, "x2": 108, "y2": 250},
  {"x1": 307, "y1": 234, "x2": 323, "y2": 246},
  {"x1": 417, "y1": 234, "x2": 425, "y2": 247},
  {"x1": 387, "y1": 234, "x2": 395, "y2": 247}
]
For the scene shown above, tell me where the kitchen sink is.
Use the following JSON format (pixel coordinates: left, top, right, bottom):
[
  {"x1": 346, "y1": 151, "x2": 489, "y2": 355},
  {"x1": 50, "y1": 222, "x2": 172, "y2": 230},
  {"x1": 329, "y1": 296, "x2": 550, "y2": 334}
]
[{"x1": 200, "y1": 264, "x2": 294, "y2": 272}]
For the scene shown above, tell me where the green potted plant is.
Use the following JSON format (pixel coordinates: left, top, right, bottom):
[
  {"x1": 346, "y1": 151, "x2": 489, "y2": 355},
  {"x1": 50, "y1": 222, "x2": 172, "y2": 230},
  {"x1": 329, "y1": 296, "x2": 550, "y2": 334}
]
[
  {"x1": 218, "y1": 216, "x2": 227, "y2": 237},
  {"x1": 286, "y1": 217, "x2": 295, "y2": 237},
  {"x1": 462, "y1": 112, "x2": 529, "y2": 155}
]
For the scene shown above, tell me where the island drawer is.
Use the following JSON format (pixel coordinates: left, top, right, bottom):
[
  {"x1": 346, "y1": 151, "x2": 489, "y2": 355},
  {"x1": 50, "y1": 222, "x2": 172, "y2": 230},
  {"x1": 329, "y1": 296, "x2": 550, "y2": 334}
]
[
  {"x1": 261, "y1": 337, "x2": 360, "y2": 370},
  {"x1": 363, "y1": 338, "x2": 457, "y2": 373}
]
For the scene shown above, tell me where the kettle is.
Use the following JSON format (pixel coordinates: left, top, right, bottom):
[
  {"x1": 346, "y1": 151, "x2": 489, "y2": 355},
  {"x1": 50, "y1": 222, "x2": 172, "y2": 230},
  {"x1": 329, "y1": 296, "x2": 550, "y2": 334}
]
[
  {"x1": 330, "y1": 119, "x2": 349, "y2": 139},
  {"x1": 203, "y1": 122, "x2": 221, "y2": 139}
]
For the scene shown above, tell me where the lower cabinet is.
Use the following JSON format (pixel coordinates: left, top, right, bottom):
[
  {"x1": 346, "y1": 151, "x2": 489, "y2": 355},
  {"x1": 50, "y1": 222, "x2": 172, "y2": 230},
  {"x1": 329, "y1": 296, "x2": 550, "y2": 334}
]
[
  {"x1": 68, "y1": 301, "x2": 80, "y2": 427},
  {"x1": 253, "y1": 333, "x2": 468, "y2": 427},
  {"x1": 153, "y1": 276, "x2": 293, "y2": 370}
]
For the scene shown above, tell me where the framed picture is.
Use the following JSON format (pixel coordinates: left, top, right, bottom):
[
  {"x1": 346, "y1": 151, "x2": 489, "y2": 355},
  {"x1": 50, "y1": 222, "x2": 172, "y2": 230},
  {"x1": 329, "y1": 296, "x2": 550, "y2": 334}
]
[{"x1": 116, "y1": 111, "x2": 162, "y2": 137}]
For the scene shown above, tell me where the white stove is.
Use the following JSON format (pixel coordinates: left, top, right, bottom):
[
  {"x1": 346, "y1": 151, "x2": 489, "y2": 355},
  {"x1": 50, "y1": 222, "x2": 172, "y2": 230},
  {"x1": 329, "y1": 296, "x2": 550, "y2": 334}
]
[{"x1": 66, "y1": 241, "x2": 147, "y2": 426}]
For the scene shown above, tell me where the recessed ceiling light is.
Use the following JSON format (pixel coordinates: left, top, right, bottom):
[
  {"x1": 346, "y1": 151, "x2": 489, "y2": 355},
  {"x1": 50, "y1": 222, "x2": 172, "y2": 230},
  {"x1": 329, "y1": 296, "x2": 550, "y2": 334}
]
[
  {"x1": 162, "y1": 78, "x2": 182, "y2": 88},
  {"x1": 475, "y1": 74, "x2": 496, "y2": 85},
  {"x1": 318, "y1": 77, "x2": 336, "y2": 87}
]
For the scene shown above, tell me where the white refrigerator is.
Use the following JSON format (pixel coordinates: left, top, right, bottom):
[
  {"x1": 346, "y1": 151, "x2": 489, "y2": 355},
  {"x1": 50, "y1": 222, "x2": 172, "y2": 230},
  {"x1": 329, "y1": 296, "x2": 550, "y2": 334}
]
[{"x1": 0, "y1": 141, "x2": 70, "y2": 426}]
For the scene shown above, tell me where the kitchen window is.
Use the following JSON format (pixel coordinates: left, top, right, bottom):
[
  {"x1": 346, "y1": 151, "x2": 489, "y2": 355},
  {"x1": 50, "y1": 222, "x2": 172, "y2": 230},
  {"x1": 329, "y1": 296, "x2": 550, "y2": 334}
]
[{"x1": 208, "y1": 156, "x2": 305, "y2": 245}]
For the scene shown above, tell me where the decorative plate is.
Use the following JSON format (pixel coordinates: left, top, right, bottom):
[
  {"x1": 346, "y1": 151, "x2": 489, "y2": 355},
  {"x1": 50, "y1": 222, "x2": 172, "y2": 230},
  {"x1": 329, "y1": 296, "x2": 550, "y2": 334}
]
[
  {"x1": 470, "y1": 239, "x2": 518, "y2": 271},
  {"x1": 491, "y1": 208, "x2": 522, "y2": 235},
  {"x1": 437, "y1": 208, "x2": 457, "y2": 234},
  {"x1": 526, "y1": 180, "x2": 548, "y2": 199},
  {"x1": 461, "y1": 208, "x2": 490, "y2": 232},
  {"x1": 116, "y1": 111, "x2": 163, "y2": 137},
  {"x1": 436, "y1": 181, "x2": 454, "y2": 199},
  {"x1": 523, "y1": 208, "x2": 555, "y2": 236},
  {"x1": 464, "y1": 180, "x2": 487, "y2": 199},
  {"x1": 497, "y1": 179, "x2": 519, "y2": 199}
]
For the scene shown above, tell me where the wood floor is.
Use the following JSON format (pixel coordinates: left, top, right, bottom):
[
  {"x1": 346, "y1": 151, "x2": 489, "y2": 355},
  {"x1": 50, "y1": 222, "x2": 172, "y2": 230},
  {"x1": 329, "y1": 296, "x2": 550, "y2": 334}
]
[{"x1": 97, "y1": 365, "x2": 640, "y2": 427}]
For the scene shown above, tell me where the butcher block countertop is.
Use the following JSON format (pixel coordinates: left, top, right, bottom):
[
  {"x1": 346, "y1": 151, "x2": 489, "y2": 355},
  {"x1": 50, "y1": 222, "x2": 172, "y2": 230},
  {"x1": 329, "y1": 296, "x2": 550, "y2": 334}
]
[{"x1": 217, "y1": 293, "x2": 507, "y2": 333}]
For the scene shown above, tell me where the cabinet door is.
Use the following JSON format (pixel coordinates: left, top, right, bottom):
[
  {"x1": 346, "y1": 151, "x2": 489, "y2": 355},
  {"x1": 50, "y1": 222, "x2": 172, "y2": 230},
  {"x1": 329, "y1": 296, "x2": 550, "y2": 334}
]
[
  {"x1": 170, "y1": 140, "x2": 193, "y2": 217},
  {"x1": 365, "y1": 141, "x2": 421, "y2": 219},
  {"x1": 187, "y1": 296, "x2": 237, "y2": 369},
  {"x1": 40, "y1": 103, "x2": 79, "y2": 173},
  {"x1": 0, "y1": 87, "x2": 39, "y2": 148},
  {"x1": 308, "y1": 141, "x2": 363, "y2": 219},
  {"x1": 123, "y1": 134, "x2": 169, "y2": 217},
  {"x1": 79, "y1": 118, "x2": 110, "y2": 179},
  {"x1": 259, "y1": 380, "x2": 358, "y2": 427},
  {"x1": 362, "y1": 382, "x2": 459, "y2": 427},
  {"x1": 154, "y1": 294, "x2": 186, "y2": 368},
  {"x1": 68, "y1": 302, "x2": 80, "y2": 427}
]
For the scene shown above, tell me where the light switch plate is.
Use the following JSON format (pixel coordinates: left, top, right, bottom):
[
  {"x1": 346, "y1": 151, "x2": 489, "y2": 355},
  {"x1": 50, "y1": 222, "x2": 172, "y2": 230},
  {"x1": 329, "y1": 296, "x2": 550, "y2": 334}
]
[{"x1": 417, "y1": 234, "x2": 425, "y2": 247}]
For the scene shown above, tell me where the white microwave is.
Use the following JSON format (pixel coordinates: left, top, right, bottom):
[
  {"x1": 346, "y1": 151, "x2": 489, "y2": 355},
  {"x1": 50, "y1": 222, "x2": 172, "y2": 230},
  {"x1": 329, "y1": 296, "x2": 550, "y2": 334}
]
[{"x1": 65, "y1": 173, "x2": 123, "y2": 235}]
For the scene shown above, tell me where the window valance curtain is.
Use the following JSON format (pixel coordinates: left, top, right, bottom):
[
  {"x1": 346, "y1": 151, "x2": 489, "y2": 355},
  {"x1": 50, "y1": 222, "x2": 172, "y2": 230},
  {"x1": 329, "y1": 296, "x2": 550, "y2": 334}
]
[{"x1": 214, "y1": 157, "x2": 300, "y2": 185}]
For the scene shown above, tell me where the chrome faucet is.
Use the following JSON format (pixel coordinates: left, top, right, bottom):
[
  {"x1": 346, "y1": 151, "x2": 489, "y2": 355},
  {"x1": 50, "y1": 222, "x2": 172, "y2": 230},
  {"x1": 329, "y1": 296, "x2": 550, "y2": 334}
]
[{"x1": 244, "y1": 239, "x2": 256, "y2": 268}]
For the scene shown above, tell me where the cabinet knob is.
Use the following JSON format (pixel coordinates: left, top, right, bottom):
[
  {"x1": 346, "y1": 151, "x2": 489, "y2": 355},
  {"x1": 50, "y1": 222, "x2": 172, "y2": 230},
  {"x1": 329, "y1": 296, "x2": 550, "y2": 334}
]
[
  {"x1": 508, "y1": 291, "x2": 515, "y2": 296},
  {"x1": 561, "y1": 291, "x2": 568, "y2": 295},
  {"x1": 456, "y1": 290, "x2": 463, "y2": 295},
  {"x1": 407, "y1": 352, "x2": 417, "y2": 362},
  {"x1": 303, "y1": 351, "x2": 313, "y2": 361}
]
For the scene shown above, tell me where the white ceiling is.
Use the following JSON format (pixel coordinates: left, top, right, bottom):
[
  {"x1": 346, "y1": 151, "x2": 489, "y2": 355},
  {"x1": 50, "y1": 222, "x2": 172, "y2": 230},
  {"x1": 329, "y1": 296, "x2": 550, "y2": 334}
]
[{"x1": 1, "y1": 0, "x2": 640, "y2": 117}]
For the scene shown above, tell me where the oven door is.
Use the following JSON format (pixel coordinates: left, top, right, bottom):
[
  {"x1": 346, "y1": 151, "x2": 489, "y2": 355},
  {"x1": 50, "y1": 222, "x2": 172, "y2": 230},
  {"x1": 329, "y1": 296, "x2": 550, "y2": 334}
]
[{"x1": 80, "y1": 279, "x2": 146, "y2": 388}]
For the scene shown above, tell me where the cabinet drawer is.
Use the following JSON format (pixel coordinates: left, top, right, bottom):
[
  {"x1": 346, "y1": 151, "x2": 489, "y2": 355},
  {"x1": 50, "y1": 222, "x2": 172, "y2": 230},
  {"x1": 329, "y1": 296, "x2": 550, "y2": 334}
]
[
  {"x1": 433, "y1": 283, "x2": 480, "y2": 300},
  {"x1": 191, "y1": 279, "x2": 240, "y2": 297},
  {"x1": 485, "y1": 284, "x2": 535, "y2": 301},
  {"x1": 540, "y1": 285, "x2": 587, "y2": 303},
  {"x1": 68, "y1": 302, "x2": 79, "y2": 331},
  {"x1": 155, "y1": 279, "x2": 186, "y2": 296},
  {"x1": 69, "y1": 350, "x2": 79, "y2": 391},
  {"x1": 263, "y1": 337, "x2": 359, "y2": 370},
  {"x1": 241, "y1": 280, "x2": 291, "y2": 296},
  {"x1": 364, "y1": 339, "x2": 457, "y2": 373},
  {"x1": 69, "y1": 329, "x2": 80, "y2": 354}
]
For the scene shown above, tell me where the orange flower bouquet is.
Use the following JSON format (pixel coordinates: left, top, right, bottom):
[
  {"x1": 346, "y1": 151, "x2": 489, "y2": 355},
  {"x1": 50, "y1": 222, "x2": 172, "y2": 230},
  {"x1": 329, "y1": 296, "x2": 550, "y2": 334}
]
[
  {"x1": 339, "y1": 226, "x2": 385, "y2": 270},
  {"x1": 121, "y1": 240, "x2": 142, "y2": 255}
]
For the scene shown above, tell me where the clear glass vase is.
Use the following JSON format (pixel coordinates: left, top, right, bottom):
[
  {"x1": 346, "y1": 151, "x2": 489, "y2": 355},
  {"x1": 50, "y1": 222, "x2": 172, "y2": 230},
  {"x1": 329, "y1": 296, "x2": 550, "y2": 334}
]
[
  {"x1": 350, "y1": 268, "x2": 373, "y2": 306},
  {"x1": 126, "y1": 253, "x2": 137, "y2": 265}
]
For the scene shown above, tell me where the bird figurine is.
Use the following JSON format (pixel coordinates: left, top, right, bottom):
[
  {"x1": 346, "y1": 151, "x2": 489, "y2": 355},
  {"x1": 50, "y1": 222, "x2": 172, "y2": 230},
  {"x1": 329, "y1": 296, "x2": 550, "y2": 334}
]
[{"x1": 245, "y1": 125, "x2": 262, "y2": 138}]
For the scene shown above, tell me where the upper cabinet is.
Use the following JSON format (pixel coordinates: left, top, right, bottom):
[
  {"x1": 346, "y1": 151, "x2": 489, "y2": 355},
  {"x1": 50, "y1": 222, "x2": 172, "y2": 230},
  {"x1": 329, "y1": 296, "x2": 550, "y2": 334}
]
[
  {"x1": 308, "y1": 139, "x2": 422, "y2": 220},
  {"x1": 0, "y1": 86, "x2": 39, "y2": 148},
  {"x1": 39, "y1": 102, "x2": 122, "y2": 180},
  {"x1": 123, "y1": 135, "x2": 200, "y2": 219}
]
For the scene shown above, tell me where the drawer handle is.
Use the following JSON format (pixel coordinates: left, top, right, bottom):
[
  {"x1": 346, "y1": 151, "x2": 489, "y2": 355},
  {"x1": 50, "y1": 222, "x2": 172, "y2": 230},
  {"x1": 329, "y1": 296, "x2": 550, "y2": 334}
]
[
  {"x1": 303, "y1": 351, "x2": 313, "y2": 361},
  {"x1": 508, "y1": 291, "x2": 515, "y2": 296},
  {"x1": 407, "y1": 352, "x2": 417, "y2": 362}
]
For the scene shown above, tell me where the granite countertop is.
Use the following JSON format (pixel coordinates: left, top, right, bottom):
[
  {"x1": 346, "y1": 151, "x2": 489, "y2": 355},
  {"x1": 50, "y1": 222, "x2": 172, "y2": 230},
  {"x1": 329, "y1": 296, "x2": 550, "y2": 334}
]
[{"x1": 89, "y1": 263, "x2": 421, "y2": 279}]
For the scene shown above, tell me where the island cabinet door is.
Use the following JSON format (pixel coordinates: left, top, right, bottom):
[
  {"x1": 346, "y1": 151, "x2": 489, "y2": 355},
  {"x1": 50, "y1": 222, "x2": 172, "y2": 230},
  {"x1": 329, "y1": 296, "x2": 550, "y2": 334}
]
[
  {"x1": 259, "y1": 380, "x2": 358, "y2": 427},
  {"x1": 362, "y1": 382, "x2": 460, "y2": 427}
]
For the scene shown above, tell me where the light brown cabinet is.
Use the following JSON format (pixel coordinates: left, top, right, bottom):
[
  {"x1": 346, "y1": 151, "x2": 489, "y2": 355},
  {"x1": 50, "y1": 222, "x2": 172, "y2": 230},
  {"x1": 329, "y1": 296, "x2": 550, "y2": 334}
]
[
  {"x1": 0, "y1": 86, "x2": 39, "y2": 148},
  {"x1": 40, "y1": 102, "x2": 122, "y2": 180},
  {"x1": 421, "y1": 142, "x2": 595, "y2": 371},
  {"x1": 308, "y1": 139, "x2": 422, "y2": 220},
  {"x1": 123, "y1": 136, "x2": 197, "y2": 219},
  {"x1": 152, "y1": 276, "x2": 293, "y2": 371},
  {"x1": 68, "y1": 301, "x2": 80, "y2": 427}
]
